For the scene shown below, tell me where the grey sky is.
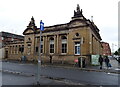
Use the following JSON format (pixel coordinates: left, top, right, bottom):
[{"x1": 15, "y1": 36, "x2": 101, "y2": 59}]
[{"x1": 0, "y1": 0, "x2": 119, "y2": 52}]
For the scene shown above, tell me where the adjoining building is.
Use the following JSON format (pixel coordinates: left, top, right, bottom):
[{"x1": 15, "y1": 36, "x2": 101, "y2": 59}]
[
  {"x1": 0, "y1": 31, "x2": 24, "y2": 47},
  {"x1": 0, "y1": 31, "x2": 24, "y2": 59},
  {"x1": 5, "y1": 5, "x2": 103, "y2": 65},
  {"x1": 101, "y1": 42, "x2": 111, "y2": 56}
]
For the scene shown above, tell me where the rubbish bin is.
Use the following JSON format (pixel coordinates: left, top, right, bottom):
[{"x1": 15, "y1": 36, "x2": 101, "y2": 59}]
[{"x1": 78, "y1": 57, "x2": 86, "y2": 68}]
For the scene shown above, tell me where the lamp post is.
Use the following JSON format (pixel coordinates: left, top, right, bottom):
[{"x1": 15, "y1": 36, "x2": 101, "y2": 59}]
[{"x1": 80, "y1": 37, "x2": 83, "y2": 68}]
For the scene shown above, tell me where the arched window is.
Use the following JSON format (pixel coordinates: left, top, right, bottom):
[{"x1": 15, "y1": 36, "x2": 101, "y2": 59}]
[
  {"x1": 49, "y1": 37, "x2": 54, "y2": 53},
  {"x1": 61, "y1": 36, "x2": 67, "y2": 53}
]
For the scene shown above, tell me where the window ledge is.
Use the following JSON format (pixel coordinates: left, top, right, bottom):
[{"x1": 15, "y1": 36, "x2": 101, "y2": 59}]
[
  {"x1": 74, "y1": 54, "x2": 80, "y2": 55},
  {"x1": 61, "y1": 53, "x2": 67, "y2": 55}
]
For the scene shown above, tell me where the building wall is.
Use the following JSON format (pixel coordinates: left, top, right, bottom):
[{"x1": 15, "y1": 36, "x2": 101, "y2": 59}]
[
  {"x1": 0, "y1": 31, "x2": 24, "y2": 47},
  {"x1": 4, "y1": 24, "x2": 103, "y2": 65},
  {"x1": 0, "y1": 48, "x2": 5, "y2": 59},
  {"x1": 22, "y1": 23, "x2": 102, "y2": 65},
  {"x1": 101, "y1": 42, "x2": 111, "y2": 56},
  {"x1": 24, "y1": 34, "x2": 36, "y2": 60},
  {"x1": 5, "y1": 42, "x2": 24, "y2": 60},
  {"x1": 4, "y1": 5, "x2": 103, "y2": 65}
]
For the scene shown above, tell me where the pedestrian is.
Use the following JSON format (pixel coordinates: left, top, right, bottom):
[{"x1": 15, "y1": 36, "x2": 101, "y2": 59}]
[
  {"x1": 98, "y1": 55, "x2": 103, "y2": 69},
  {"x1": 104, "y1": 56, "x2": 110, "y2": 69},
  {"x1": 49, "y1": 55, "x2": 52, "y2": 64}
]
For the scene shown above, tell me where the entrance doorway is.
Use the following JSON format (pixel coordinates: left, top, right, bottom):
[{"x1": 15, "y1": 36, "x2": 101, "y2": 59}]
[{"x1": 5, "y1": 50, "x2": 8, "y2": 58}]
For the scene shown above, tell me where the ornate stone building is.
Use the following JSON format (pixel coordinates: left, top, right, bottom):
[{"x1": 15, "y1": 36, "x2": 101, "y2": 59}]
[{"x1": 5, "y1": 5, "x2": 103, "y2": 65}]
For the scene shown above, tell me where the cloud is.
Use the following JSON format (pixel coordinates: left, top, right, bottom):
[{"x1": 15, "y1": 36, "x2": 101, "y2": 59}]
[{"x1": 0, "y1": 0, "x2": 119, "y2": 51}]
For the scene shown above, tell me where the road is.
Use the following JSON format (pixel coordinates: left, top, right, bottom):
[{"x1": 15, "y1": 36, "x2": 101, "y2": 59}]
[
  {"x1": 2, "y1": 72, "x2": 68, "y2": 85},
  {"x1": 1, "y1": 61, "x2": 120, "y2": 86}
]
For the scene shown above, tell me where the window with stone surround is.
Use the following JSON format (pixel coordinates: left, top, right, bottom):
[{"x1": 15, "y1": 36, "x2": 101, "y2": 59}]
[
  {"x1": 61, "y1": 36, "x2": 67, "y2": 53},
  {"x1": 49, "y1": 37, "x2": 54, "y2": 53},
  {"x1": 75, "y1": 42, "x2": 80, "y2": 55},
  {"x1": 36, "y1": 46, "x2": 38, "y2": 53},
  {"x1": 41, "y1": 41, "x2": 43, "y2": 53}
]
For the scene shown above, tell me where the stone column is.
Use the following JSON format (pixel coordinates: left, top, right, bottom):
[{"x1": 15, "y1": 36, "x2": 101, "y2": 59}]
[
  {"x1": 13, "y1": 45, "x2": 15, "y2": 54},
  {"x1": 93, "y1": 37, "x2": 94, "y2": 54},
  {"x1": 16, "y1": 45, "x2": 18, "y2": 54},
  {"x1": 89, "y1": 33, "x2": 92, "y2": 54},
  {"x1": 45, "y1": 36, "x2": 48, "y2": 54},
  {"x1": 11, "y1": 46, "x2": 12, "y2": 54},
  {"x1": 8, "y1": 46, "x2": 9, "y2": 54},
  {"x1": 54, "y1": 35, "x2": 57, "y2": 54},
  {"x1": 57, "y1": 35, "x2": 60, "y2": 54}
]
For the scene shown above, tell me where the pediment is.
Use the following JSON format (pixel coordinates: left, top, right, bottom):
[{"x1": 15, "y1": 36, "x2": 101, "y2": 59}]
[
  {"x1": 26, "y1": 29, "x2": 34, "y2": 34},
  {"x1": 23, "y1": 28, "x2": 34, "y2": 35},
  {"x1": 68, "y1": 19, "x2": 87, "y2": 28}
]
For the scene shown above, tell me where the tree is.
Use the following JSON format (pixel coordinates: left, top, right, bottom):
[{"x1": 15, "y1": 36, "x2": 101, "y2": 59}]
[
  {"x1": 118, "y1": 48, "x2": 120, "y2": 55},
  {"x1": 114, "y1": 51, "x2": 118, "y2": 55},
  {"x1": 114, "y1": 48, "x2": 120, "y2": 55}
]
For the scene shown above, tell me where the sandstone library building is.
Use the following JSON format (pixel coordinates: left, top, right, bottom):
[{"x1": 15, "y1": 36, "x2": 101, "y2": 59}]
[{"x1": 4, "y1": 5, "x2": 103, "y2": 65}]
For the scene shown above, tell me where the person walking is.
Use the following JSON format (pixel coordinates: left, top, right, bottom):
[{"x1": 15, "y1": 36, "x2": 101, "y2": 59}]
[
  {"x1": 104, "y1": 56, "x2": 110, "y2": 69},
  {"x1": 98, "y1": 55, "x2": 103, "y2": 69},
  {"x1": 49, "y1": 55, "x2": 52, "y2": 64}
]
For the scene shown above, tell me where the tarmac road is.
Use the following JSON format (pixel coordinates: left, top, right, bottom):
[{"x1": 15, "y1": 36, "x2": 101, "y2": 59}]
[{"x1": 2, "y1": 61, "x2": 120, "y2": 86}]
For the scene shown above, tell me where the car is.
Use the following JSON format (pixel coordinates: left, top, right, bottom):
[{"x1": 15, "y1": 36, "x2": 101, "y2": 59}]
[
  {"x1": 113, "y1": 55, "x2": 119, "y2": 60},
  {"x1": 117, "y1": 57, "x2": 120, "y2": 63}
]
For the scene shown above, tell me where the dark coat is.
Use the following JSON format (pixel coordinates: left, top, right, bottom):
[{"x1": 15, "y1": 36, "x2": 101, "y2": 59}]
[
  {"x1": 105, "y1": 58, "x2": 109, "y2": 63},
  {"x1": 99, "y1": 56, "x2": 103, "y2": 63}
]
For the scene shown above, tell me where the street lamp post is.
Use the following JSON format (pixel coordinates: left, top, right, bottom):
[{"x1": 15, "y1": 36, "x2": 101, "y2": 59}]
[
  {"x1": 80, "y1": 37, "x2": 83, "y2": 68},
  {"x1": 37, "y1": 29, "x2": 42, "y2": 85}
]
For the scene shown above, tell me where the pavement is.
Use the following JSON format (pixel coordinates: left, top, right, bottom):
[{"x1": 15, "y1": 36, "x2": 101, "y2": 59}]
[
  {"x1": 84, "y1": 58, "x2": 120, "y2": 74},
  {"x1": 42, "y1": 58, "x2": 120, "y2": 74}
]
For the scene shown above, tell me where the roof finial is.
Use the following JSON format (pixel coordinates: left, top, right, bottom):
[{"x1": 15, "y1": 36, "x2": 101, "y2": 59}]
[
  {"x1": 31, "y1": 16, "x2": 34, "y2": 22},
  {"x1": 73, "y1": 4, "x2": 83, "y2": 18},
  {"x1": 91, "y1": 16, "x2": 93, "y2": 22},
  {"x1": 77, "y1": 4, "x2": 80, "y2": 12},
  {"x1": 27, "y1": 16, "x2": 36, "y2": 28}
]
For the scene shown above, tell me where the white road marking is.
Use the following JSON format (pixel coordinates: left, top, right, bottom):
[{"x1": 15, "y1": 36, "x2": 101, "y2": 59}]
[
  {"x1": 115, "y1": 68, "x2": 120, "y2": 70},
  {"x1": 19, "y1": 64, "x2": 34, "y2": 66},
  {"x1": 107, "y1": 72, "x2": 118, "y2": 76}
]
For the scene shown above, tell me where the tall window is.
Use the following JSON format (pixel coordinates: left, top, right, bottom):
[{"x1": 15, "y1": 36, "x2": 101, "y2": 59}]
[
  {"x1": 50, "y1": 37, "x2": 54, "y2": 53},
  {"x1": 35, "y1": 47, "x2": 38, "y2": 53},
  {"x1": 41, "y1": 43, "x2": 43, "y2": 53},
  {"x1": 61, "y1": 36, "x2": 67, "y2": 53},
  {"x1": 41, "y1": 37, "x2": 43, "y2": 53},
  {"x1": 75, "y1": 42, "x2": 80, "y2": 55},
  {"x1": 19, "y1": 45, "x2": 24, "y2": 53}
]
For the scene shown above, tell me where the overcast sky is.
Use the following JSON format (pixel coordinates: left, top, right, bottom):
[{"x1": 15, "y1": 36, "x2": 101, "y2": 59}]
[{"x1": 0, "y1": 0, "x2": 119, "y2": 52}]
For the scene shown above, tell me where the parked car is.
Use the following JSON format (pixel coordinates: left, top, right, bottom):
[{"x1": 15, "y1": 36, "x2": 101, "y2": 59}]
[
  {"x1": 108, "y1": 56, "x2": 113, "y2": 59},
  {"x1": 118, "y1": 57, "x2": 120, "y2": 63},
  {"x1": 113, "y1": 55, "x2": 119, "y2": 60}
]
